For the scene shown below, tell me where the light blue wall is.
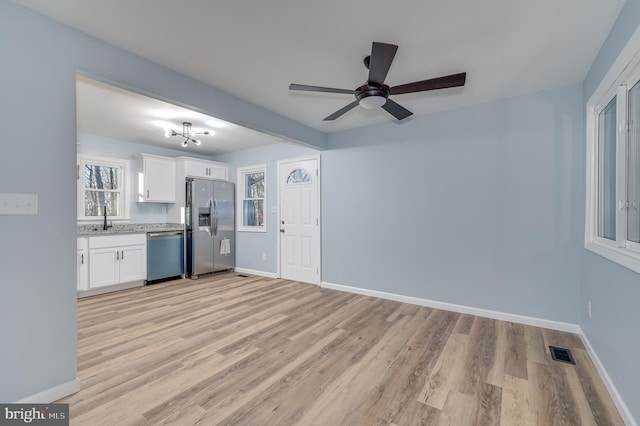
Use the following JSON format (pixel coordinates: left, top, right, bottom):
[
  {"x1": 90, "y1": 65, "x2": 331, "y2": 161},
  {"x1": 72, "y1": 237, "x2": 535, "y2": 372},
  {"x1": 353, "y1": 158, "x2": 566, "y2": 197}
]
[
  {"x1": 323, "y1": 85, "x2": 585, "y2": 323},
  {"x1": 0, "y1": 2, "x2": 322, "y2": 402},
  {"x1": 214, "y1": 85, "x2": 585, "y2": 324},
  {"x1": 77, "y1": 133, "x2": 212, "y2": 224},
  {"x1": 213, "y1": 143, "x2": 319, "y2": 272},
  {"x1": 581, "y1": 0, "x2": 640, "y2": 421},
  {"x1": 2, "y1": 0, "x2": 636, "y2": 416}
]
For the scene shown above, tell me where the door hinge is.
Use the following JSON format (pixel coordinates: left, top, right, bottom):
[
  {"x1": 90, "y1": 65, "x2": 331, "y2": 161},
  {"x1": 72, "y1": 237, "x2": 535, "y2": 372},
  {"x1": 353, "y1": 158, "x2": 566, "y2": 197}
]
[
  {"x1": 619, "y1": 200, "x2": 630, "y2": 210},
  {"x1": 316, "y1": 218, "x2": 318, "y2": 225},
  {"x1": 316, "y1": 168, "x2": 318, "y2": 176},
  {"x1": 621, "y1": 120, "x2": 632, "y2": 133}
]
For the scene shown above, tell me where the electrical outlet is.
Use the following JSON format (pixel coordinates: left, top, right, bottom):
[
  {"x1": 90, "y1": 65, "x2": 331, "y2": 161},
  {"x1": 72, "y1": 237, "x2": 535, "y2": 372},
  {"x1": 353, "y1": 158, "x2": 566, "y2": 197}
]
[
  {"x1": 261, "y1": 253, "x2": 267, "y2": 261},
  {"x1": 588, "y1": 300, "x2": 592, "y2": 319}
]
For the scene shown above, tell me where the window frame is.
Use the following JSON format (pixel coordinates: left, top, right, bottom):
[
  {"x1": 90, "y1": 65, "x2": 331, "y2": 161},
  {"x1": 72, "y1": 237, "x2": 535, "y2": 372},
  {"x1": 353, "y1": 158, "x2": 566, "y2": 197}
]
[
  {"x1": 236, "y1": 164, "x2": 267, "y2": 233},
  {"x1": 585, "y1": 26, "x2": 640, "y2": 273},
  {"x1": 77, "y1": 154, "x2": 130, "y2": 222}
]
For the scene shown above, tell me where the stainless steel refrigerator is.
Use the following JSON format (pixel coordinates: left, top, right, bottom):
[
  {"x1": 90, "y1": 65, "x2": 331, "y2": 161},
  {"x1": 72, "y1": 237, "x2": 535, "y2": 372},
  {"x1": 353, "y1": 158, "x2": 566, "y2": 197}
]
[{"x1": 185, "y1": 178, "x2": 235, "y2": 278}]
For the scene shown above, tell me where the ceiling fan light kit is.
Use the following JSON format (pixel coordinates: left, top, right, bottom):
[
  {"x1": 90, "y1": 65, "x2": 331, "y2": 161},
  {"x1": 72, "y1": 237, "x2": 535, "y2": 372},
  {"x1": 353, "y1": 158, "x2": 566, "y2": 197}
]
[
  {"x1": 165, "y1": 121, "x2": 211, "y2": 147},
  {"x1": 289, "y1": 41, "x2": 467, "y2": 121},
  {"x1": 356, "y1": 84, "x2": 389, "y2": 109}
]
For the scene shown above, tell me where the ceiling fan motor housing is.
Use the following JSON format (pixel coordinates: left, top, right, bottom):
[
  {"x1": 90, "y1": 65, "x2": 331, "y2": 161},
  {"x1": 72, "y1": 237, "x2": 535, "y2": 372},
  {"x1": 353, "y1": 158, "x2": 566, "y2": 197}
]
[{"x1": 355, "y1": 83, "x2": 390, "y2": 106}]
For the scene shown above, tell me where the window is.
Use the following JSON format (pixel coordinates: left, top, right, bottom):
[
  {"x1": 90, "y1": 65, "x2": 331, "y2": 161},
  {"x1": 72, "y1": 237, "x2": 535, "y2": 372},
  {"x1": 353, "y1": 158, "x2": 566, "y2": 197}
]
[
  {"x1": 586, "y1": 29, "x2": 640, "y2": 273},
  {"x1": 77, "y1": 155, "x2": 130, "y2": 221},
  {"x1": 237, "y1": 164, "x2": 266, "y2": 232},
  {"x1": 286, "y1": 168, "x2": 311, "y2": 184}
]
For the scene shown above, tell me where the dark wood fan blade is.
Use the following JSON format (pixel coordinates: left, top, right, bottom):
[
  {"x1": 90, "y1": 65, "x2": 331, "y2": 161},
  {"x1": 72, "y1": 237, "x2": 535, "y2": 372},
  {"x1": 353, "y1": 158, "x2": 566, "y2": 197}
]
[
  {"x1": 390, "y1": 72, "x2": 466, "y2": 95},
  {"x1": 368, "y1": 42, "x2": 398, "y2": 86},
  {"x1": 323, "y1": 101, "x2": 359, "y2": 121},
  {"x1": 289, "y1": 84, "x2": 355, "y2": 95},
  {"x1": 381, "y1": 99, "x2": 413, "y2": 120}
]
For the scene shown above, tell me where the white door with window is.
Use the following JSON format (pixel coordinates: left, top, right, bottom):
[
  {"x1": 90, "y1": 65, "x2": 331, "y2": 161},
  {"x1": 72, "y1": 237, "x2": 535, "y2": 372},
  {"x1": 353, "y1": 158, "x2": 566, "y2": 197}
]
[{"x1": 278, "y1": 157, "x2": 320, "y2": 285}]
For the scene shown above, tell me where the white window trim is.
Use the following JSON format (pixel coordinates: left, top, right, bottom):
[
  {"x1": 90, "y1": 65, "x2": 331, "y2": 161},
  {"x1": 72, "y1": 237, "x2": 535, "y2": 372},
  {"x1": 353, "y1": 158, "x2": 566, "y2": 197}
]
[
  {"x1": 77, "y1": 154, "x2": 130, "y2": 222},
  {"x1": 585, "y1": 24, "x2": 640, "y2": 274},
  {"x1": 237, "y1": 164, "x2": 267, "y2": 233}
]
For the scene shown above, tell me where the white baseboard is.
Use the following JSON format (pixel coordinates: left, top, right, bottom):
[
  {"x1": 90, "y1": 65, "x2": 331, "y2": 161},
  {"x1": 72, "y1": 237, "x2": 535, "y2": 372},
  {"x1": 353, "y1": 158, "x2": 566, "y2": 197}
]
[
  {"x1": 78, "y1": 280, "x2": 144, "y2": 298},
  {"x1": 15, "y1": 378, "x2": 80, "y2": 403},
  {"x1": 320, "y1": 281, "x2": 635, "y2": 425},
  {"x1": 578, "y1": 330, "x2": 637, "y2": 426},
  {"x1": 234, "y1": 267, "x2": 278, "y2": 279},
  {"x1": 321, "y1": 281, "x2": 580, "y2": 333}
]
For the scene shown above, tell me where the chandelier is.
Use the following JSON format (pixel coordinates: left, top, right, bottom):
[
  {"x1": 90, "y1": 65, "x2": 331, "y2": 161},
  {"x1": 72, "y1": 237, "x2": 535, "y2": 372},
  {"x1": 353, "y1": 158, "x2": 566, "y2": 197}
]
[{"x1": 165, "y1": 122, "x2": 210, "y2": 147}]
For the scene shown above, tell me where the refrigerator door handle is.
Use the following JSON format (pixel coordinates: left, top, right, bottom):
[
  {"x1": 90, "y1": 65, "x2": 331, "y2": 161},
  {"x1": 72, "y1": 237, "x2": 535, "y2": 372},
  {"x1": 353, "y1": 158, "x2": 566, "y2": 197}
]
[
  {"x1": 213, "y1": 198, "x2": 219, "y2": 236},
  {"x1": 208, "y1": 198, "x2": 214, "y2": 236}
]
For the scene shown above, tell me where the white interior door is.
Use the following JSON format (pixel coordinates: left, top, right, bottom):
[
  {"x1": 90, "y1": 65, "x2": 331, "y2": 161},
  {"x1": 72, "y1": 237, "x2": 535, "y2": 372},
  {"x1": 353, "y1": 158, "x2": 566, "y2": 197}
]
[{"x1": 278, "y1": 157, "x2": 320, "y2": 285}]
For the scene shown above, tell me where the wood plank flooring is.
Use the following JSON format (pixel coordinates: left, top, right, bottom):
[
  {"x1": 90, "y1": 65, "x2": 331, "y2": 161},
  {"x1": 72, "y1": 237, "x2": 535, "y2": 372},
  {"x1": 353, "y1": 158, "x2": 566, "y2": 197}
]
[{"x1": 60, "y1": 273, "x2": 624, "y2": 425}]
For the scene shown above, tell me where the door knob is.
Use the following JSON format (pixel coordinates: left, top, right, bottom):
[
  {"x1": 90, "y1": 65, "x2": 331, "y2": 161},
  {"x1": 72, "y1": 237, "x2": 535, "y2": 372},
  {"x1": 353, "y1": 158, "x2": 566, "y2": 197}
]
[{"x1": 280, "y1": 229, "x2": 285, "y2": 233}]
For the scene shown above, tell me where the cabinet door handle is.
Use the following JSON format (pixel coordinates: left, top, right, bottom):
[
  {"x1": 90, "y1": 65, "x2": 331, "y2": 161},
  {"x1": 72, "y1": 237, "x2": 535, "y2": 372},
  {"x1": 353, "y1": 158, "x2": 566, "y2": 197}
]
[
  {"x1": 116, "y1": 251, "x2": 119, "y2": 261},
  {"x1": 147, "y1": 189, "x2": 150, "y2": 198},
  {"x1": 121, "y1": 250, "x2": 124, "y2": 260},
  {"x1": 81, "y1": 254, "x2": 84, "y2": 264}
]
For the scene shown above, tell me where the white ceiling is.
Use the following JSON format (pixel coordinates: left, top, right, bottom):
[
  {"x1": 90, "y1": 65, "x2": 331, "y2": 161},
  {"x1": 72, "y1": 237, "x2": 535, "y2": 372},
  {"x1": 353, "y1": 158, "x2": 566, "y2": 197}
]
[
  {"x1": 76, "y1": 76, "x2": 285, "y2": 156},
  {"x1": 16, "y1": 0, "x2": 627, "y2": 134}
]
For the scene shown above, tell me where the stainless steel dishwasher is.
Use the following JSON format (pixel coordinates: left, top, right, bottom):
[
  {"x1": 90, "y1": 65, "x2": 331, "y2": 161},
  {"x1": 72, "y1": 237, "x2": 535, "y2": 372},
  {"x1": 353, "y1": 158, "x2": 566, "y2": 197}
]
[{"x1": 146, "y1": 230, "x2": 184, "y2": 283}]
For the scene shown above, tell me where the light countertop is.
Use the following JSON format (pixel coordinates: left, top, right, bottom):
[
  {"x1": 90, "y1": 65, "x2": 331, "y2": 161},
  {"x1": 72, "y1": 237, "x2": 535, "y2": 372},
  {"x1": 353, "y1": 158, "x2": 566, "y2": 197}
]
[{"x1": 77, "y1": 223, "x2": 184, "y2": 237}]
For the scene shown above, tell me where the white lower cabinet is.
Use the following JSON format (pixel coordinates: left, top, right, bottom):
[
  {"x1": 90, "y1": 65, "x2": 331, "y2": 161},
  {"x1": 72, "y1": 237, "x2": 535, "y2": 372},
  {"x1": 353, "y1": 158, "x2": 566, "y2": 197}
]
[
  {"x1": 77, "y1": 238, "x2": 88, "y2": 291},
  {"x1": 88, "y1": 234, "x2": 146, "y2": 289}
]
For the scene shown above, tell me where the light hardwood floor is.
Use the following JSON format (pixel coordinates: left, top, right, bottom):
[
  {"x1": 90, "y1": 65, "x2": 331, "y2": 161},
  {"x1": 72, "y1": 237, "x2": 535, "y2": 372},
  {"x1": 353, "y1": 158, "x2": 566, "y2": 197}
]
[{"x1": 61, "y1": 273, "x2": 624, "y2": 425}]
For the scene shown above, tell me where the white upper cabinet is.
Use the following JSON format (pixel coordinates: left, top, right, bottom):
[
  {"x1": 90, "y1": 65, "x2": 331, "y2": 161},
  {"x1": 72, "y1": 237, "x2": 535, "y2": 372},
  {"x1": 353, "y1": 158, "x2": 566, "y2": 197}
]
[
  {"x1": 179, "y1": 157, "x2": 228, "y2": 180},
  {"x1": 167, "y1": 157, "x2": 229, "y2": 223},
  {"x1": 136, "y1": 154, "x2": 176, "y2": 203}
]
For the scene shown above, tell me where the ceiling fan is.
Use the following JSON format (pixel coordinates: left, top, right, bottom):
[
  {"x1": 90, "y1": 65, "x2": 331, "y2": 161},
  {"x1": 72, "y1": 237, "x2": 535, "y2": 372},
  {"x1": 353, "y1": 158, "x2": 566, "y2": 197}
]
[{"x1": 289, "y1": 42, "x2": 466, "y2": 121}]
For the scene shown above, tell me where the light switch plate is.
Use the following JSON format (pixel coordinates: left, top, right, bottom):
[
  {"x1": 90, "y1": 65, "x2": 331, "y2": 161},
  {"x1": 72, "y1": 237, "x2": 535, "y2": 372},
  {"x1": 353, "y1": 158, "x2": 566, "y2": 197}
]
[{"x1": 0, "y1": 193, "x2": 38, "y2": 215}]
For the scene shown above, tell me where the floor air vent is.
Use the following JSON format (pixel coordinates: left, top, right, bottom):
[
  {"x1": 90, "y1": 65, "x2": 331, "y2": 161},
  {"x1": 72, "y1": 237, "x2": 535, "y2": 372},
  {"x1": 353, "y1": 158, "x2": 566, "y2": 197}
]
[
  {"x1": 236, "y1": 274, "x2": 249, "y2": 278},
  {"x1": 549, "y1": 346, "x2": 576, "y2": 365}
]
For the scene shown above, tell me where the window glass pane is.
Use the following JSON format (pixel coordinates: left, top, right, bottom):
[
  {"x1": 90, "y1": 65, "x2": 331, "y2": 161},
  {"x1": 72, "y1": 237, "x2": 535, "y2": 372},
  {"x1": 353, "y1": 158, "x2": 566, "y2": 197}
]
[
  {"x1": 84, "y1": 191, "x2": 119, "y2": 217},
  {"x1": 287, "y1": 168, "x2": 310, "y2": 184},
  {"x1": 628, "y1": 80, "x2": 640, "y2": 242},
  {"x1": 597, "y1": 97, "x2": 617, "y2": 240},
  {"x1": 244, "y1": 172, "x2": 265, "y2": 198},
  {"x1": 84, "y1": 164, "x2": 119, "y2": 190},
  {"x1": 243, "y1": 200, "x2": 264, "y2": 227}
]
